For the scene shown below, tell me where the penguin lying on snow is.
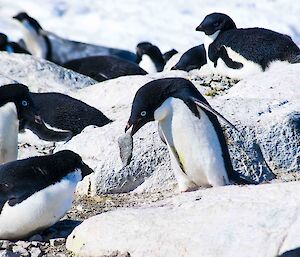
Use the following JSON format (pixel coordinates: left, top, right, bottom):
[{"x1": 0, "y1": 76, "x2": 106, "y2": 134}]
[
  {"x1": 63, "y1": 55, "x2": 147, "y2": 82},
  {"x1": 13, "y1": 12, "x2": 52, "y2": 60},
  {"x1": 172, "y1": 44, "x2": 207, "y2": 71},
  {"x1": 13, "y1": 12, "x2": 137, "y2": 64},
  {"x1": 125, "y1": 78, "x2": 256, "y2": 192},
  {"x1": 136, "y1": 42, "x2": 178, "y2": 73},
  {"x1": 0, "y1": 33, "x2": 30, "y2": 54},
  {"x1": 0, "y1": 150, "x2": 93, "y2": 240},
  {"x1": 20, "y1": 92, "x2": 112, "y2": 141},
  {"x1": 196, "y1": 12, "x2": 300, "y2": 79},
  {"x1": 0, "y1": 83, "x2": 43, "y2": 164}
]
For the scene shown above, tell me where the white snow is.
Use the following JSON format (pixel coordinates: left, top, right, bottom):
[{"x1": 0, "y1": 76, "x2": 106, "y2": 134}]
[{"x1": 0, "y1": 0, "x2": 299, "y2": 54}]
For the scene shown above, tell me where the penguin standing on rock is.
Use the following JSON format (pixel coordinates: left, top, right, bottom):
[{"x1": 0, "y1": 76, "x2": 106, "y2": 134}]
[
  {"x1": 196, "y1": 12, "x2": 300, "y2": 79},
  {"x1": 0, "y1": 150, "x2": 93, "y2": 240},
  {"x1": 0, "y1": 83, "x2": 43, "y2": 164},
  {"x1": 125, "y1": 78, "x2": 255, "y2": 192},
  {"x1": 13, "y1": 12, "x2": 52, "y2": 60}
]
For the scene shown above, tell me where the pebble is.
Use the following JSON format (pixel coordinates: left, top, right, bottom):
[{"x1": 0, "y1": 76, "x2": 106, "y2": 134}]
[
  {"x1": 11, "y1": 246, "x2": 29, "y2": 256},
  {"x1": 49, "y1": 238, "x2": 66, "y2": 247},
  {"x1": 0, "y1": 241, "x2": 11, "y2": 250},
  {"x1": 29, "y1": 247, "x2": 42, "y2": 257},
  {"x1": 0, "y1": 250, "x2": 21, "y2": 257}
]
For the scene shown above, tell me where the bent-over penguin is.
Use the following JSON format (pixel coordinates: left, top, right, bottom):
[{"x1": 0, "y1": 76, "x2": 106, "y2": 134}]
[
  {"x1": 63, "y1": 55, "x2": 147, "y2": 82},
  {"x1": 13, "y1": 12, "x2": 52, "y2": 60},
  {"x1": 0, "y1": 150, "x2": 93, "y2": 240},
  {"x1": 0, "y1": 33, "x2": 30, "y2": 54},
  {"x1": 196, "y1": 12, "x2": 300, "y2": 79},
  {"x1": 125, "y1": 77, "x2": 255, "y2": 192},
  {"x1": 0, "y1": 83, "x2": 43, "y2": 164},
  {"x1": 19, "y1": 92, "x2": 112, "y2": 141},
  {"x1": 172, "y1": 44, "x2": 207, "y2": 71}
]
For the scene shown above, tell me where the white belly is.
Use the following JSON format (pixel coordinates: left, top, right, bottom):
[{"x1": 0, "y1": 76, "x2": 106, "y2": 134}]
[
  {"x1": 0, "y1": 103, "x2": 19, "y2": 164},
  {"x1": 139, "y1": 54, "x2": 157, "y2": 73},
  {"x1": 22, "y1": 21, "x2": 47, "y2": 58},
  {"x1": 0, "y1": 171, "x2": 81, "y2": 240},
  {"x1": 204, "y1": 34, "x2": 262, "y2": 79},
  {"x1": 156, "y1": 98, "x2": 229, "y2": 190}
]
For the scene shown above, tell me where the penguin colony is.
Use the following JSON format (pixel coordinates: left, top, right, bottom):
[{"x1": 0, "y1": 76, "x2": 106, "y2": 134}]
[{"x1": 0, "y1": 10, "x2": 298, "y2": 240}]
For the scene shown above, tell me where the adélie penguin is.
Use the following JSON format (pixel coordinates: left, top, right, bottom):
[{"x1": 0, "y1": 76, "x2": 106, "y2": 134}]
[
  {"x1": 136, "y1": 42, "x2": 178, "y2": 73},
  {"x1": 171, "y1": 44, "x2": 207, "y2": 71},
  {"x1": 125, "y1": 78, "x2": 255, "y2": 192},
  {"x1": 0, "y1": 83, "x2": 43, "y2": 164},
  {"x1": 63, "y1": 55, "x2": 147, "y2": 82},
  {"x1": 19, "y1": 92, "x2": 112, "y2": 141},
  {"x1": 13, "y1": 12, "x2": 52, "y2": 60},
  {"x1": 0, "y1": 150, "x2": 93, "y2": 240},
  {"x1": 196, "y1": 13, "x2": 300, "y2": 79}
]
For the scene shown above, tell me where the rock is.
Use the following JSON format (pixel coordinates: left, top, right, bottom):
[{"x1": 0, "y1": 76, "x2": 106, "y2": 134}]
[
  {"x1": 0, "y1": 52, "x2": 96, "y2": 94},
  {"x1": 67, "y1": 182, "x2": 300, "y2": 257},
  {"x1": 0, "y1": 241, "x2": 11, "y2": 250},
  {"x1": 11, "y1": 246, "x2": 29, "y2": 256},
  {"x1": 0, "y1": 250, "x2": 20, "y2": 257},
  {"x1": 29, "y1": 248, "x2": 42, "y2": 257},
  {"x1": 49, "y1": 238, "x2": 66, "y2": 247},
  {"x1": 58, "y1": 63, "x2": 300, "y2": 195}
]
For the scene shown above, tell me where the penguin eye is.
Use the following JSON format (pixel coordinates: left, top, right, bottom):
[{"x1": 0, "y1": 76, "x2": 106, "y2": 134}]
[
  {"x1": 213, "y1": 21, "x2": 220, "y2": 27},
  {"x1": 21, "y1": 100, "x2": 28, "y2": 107},
  {"x1": 140, "y1": 111, "x2": 147, "y2": 117}
]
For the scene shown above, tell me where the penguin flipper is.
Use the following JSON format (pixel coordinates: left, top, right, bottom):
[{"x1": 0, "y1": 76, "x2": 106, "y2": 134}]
[
  {"x1": 218, "y1": 46, "x2": 243, "y2": 69},
  {"x1": 191, "y1": 97, "x2": 239, "y2": 131}
]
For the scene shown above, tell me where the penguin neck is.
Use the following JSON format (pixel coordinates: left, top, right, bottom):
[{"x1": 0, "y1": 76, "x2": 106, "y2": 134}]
[
  {"x1": 139, "y1": 54, "x2": 160, "y2": 73},
  {"x1": 203, "y1": 30, "x2": 220, "y2": 51},
  {"x1": 63, "y1": 169, "x2": 82, "y2": 184},
  {"x1": 21, "y1": 21, "x2": 48, "y2": 59}
]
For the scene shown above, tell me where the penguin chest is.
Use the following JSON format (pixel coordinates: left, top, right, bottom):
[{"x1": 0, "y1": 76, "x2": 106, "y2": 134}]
[
  {"x1": 22, "y1": 22, "x2": 47, "y2": 58},
  {"x1": 0, "y1": 103, "x2": 19, "y2": 163},
  {"x1": 204, "y1": 35, "x2": 262, "y2": 79},
  {"x1": 156, "y1": 98, "x2": 229, "y2": 187},
  {"x1": 139, "y1": 55, "x2": 157, "y2": 73},
  {"x1": 0, "y1": 170, "x2": 81, "y2": 240}
]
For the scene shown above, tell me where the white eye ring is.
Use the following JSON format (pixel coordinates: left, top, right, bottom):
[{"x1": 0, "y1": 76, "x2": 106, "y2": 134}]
[
  {"x1": 22, "y1": 100, "x2": 28, "y2": 107},
  {"x1": 140, "y1": 111, "x2": 147, "y2": 117}
]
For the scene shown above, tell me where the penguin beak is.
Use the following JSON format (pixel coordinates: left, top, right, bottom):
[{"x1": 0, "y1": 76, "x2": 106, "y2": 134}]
[
  {"x1": 196, "y1": 23, "x2": 204, "y2": 32},
  {"x1": 125, "y1": 118, "x2": 147, "y2": 136},
  {"x1": 81, "y1": 162, "x2": 94, "y2": 177}
]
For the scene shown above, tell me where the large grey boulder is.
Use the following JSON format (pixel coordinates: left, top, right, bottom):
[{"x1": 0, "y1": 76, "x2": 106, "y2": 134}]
[
  {"x1": 57, "y1": 63, "x2": 300, "y2": 195},
  {"x1": 66, "y1": 181, "x2": 300, "y2": 257},
  {"x1": 0, "y1": 52, "x2": 96, "y2": 93}
]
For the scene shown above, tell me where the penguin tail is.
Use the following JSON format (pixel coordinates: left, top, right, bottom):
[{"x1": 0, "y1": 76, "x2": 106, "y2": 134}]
[{"x1": 288, "y1": 54, "x2": 300, "y2": 64}]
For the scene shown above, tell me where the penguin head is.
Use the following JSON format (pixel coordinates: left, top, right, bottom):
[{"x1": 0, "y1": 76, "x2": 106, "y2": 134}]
[
  {"x1": 136, "y1": 42, "x2": 165, "y2": 72},
  {"x1": 13, "y1": 12, "x2": 43, "y2": 33},
  {"x1": 196, "y1": 13, "x2": 236, "y2": 35},
  {"x1": 125, "y1": 78, "x2": 200, "y2": 135},
  {"x1": 52, "y1": 150, "x2": 93, "y2": 179},
  {"x1": 0, "y1": 84, "x2": 43, "y2": 125},
  {"x1": 0, "y1": 33, "x2": 8, "y2": 50}
]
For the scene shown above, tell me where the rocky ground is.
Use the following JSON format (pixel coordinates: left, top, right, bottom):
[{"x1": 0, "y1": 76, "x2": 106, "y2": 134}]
[{"x1": 0, "y1": 192, "x2": 173, "y2": 257}]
